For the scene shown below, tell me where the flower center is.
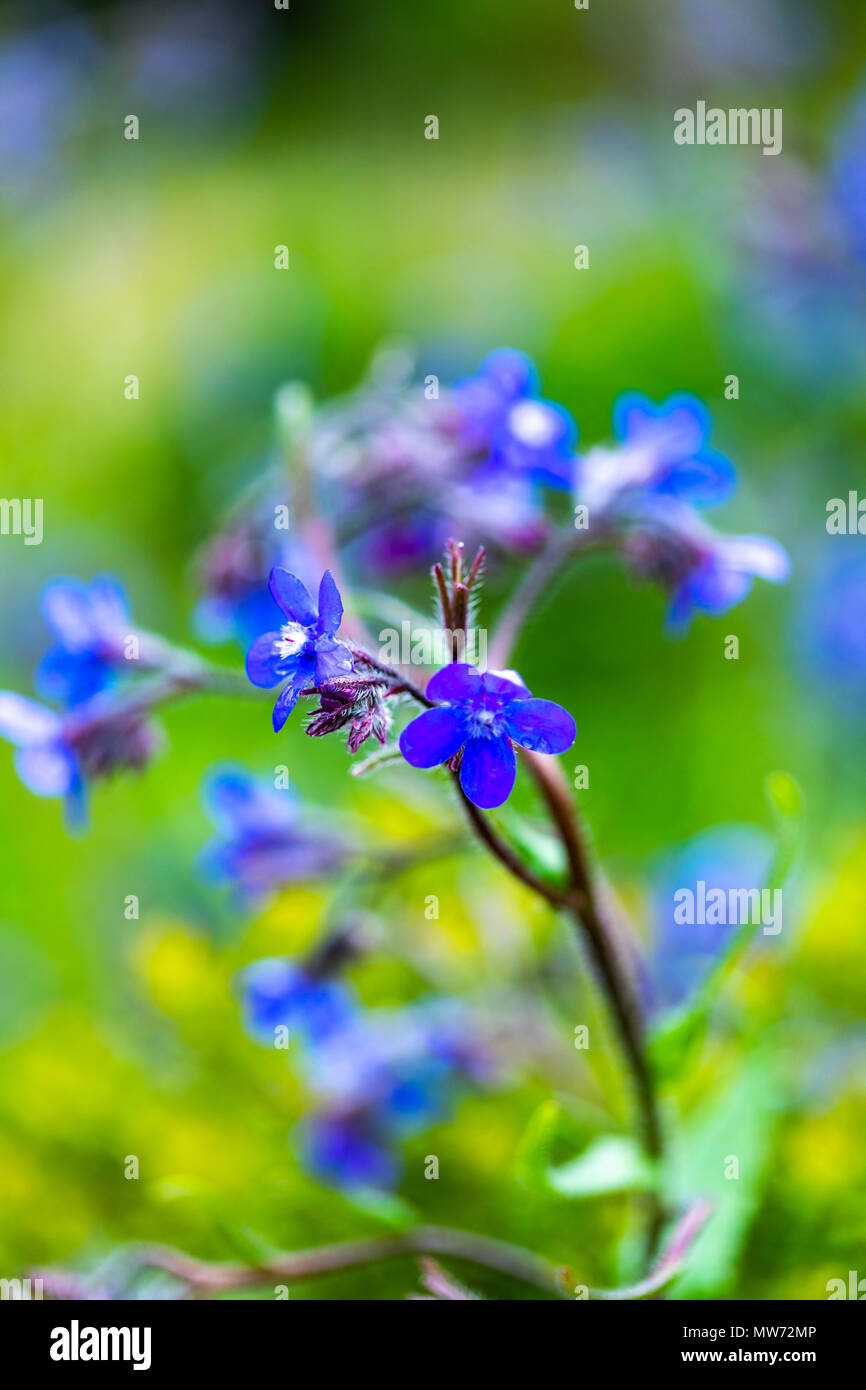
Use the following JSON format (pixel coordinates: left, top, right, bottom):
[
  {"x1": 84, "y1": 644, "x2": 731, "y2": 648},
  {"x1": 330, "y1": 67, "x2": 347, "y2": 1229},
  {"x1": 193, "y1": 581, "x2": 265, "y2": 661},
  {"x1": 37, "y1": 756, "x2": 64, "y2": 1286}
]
[
  {"x1": 508, "y1": 399, "x2": 559, "y2": 448},
  {"x1": 274, "y1": 622, "x2": 309, "y2": 660},
  {"x1": 468, "y1": 700, "x2": 503, "y2": 738}
]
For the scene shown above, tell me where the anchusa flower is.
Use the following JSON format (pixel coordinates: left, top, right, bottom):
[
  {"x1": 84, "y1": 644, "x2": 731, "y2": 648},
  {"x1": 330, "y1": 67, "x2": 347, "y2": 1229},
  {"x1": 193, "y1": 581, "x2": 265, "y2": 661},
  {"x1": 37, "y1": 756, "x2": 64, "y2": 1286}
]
[
  {"x1": 299, "y1": 1112, "x2": 402, "y2": 1191},
  {"x1": 36, "y1": 575, "x2": 135, "y2": 706},
  {"x1": 452, "y1": 347, "x2": 578, "y2": 491},
  {"x1": 576, "y1": 391, "x2": 735, "y2": 522},
  {"x1": 0, "y1": 689, "x2": 160, "y2": 824},
  {"x1": 240, "y1": 956, "x2": 357, "y2": 1047},
  {"x1": 298, "y1": 1001, "x2": 492, "y2": 1191},
  {"x1": 624, "y1": 500, "x2": 790, "y2": 633},
  {"x1": 245, "y1": 568, "x2": 354, "y2": 729},
  {"x1": 400, "y1": 663, "x2": 576, "y2": 810},
  {"x1": 201, "y1": 765, "x2": 350, "y2": 900},
  {"x1": 309, "y1": 351, "x2": 552, "y2": 570},
  {"x1": 240, "y1": 947, "x2": 492, "y2": 1192}
]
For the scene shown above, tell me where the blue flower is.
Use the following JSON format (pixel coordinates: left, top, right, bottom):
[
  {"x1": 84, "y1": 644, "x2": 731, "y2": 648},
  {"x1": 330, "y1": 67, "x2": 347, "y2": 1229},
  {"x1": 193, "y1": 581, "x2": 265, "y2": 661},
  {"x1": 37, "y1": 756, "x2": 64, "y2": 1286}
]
[
  {"x1": 240, "y1": 957, "x2": 357, "y2": 1046},
  {"x1": 578, "y1": 392, "x2": 735, "y2": 519},
  {"x1": 299, "y1": 1114, "x2": 399, "y2": 1191},
  {"x1": 666, "y1": 524, "x2": 790, "y2": 634},
  {"x1": 36, "y1": 575, "x2": 131, "y2": 707},
  {"x1": 239, "y1": 951, "x2": 493, "y2": 1192},
  {"x1": 0, "y1": 689, "x2": 159, "y2": 826},
  {"x1": 0, "y1": 692, "x2": 83, "y2": 807},
  {"x1": 303, "y1": 1005, "x2": 480, "y2": 1130},
  {"x1": 245, "y1": 568, "x2": 354, "y2": 729},
  {"x1": 399, "y1": 663, "x2": 576, "y2": 810},
  {"x1": 613, "y1": 393, "x2": 735, "y2": 502},
  {"x1": 297, "y1": 1001, "x2": 492, "y2": 1189},
  {"x1": 453, "y1": 349, "x2": 578, "y2": 491},
  {"x1": 626, "y1": 501, "x2": 790, "y2": 633},
  {"x1": 201, "y1": 765, "x2": 348, "y2": 898}
]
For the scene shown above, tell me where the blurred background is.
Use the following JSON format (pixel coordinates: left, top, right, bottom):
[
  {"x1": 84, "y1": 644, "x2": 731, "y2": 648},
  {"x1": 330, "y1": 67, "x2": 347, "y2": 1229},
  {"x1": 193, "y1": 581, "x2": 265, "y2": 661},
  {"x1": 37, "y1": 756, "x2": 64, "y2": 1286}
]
[{"x1": 0, "y1": 0, "x2": 864, "y2": 1299}]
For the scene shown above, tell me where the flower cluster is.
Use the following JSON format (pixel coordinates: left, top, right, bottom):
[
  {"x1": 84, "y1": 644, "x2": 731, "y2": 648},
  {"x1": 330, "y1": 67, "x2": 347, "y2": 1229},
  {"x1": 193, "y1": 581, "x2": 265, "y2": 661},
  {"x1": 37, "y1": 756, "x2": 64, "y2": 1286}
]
[
  {"x1": 0, "y1": 577, "x2": 161, "y2": 822},
  {"x1": 243, "y1": 547, "x2": 576, "y2": 811},
  {"x1": 201, "y1": 766, "x2": 350, "y2": 901},
  {"x1": 192, "y1": 349, "x2": 789, "y2": 659},
  {"x1": 623, "y1": 499, "x2": 790, "y2": 633},
  {"x1": 451, "y1": 348, "x2": 578, "y2": 491},
  {"x1": 573, "y1": 392, "x2": 789, "y2": 629},
  {"x1": 240, "y1": 954, "x2": 492, "y2": 1191}
]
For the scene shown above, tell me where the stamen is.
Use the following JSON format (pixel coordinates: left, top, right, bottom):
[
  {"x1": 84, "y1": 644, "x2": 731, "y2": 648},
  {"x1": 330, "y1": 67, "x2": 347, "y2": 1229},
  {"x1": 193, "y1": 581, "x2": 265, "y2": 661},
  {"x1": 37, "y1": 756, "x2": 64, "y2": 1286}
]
[{"x1": 274, "y1": 622, "x2": 308, "y2": 660}]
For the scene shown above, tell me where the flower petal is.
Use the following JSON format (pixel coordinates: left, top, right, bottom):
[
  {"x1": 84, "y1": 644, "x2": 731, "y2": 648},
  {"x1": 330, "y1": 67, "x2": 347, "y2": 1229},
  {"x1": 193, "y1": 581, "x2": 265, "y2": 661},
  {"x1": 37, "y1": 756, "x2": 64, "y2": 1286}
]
[
  {"x1": 399, "y1": 706, "x2": 468, "y2": 768},
  {"x1": 663, "y1": 451, "x2": 736, "y2": 505},
  {"x1": 425, "y1": 663, "x2": 482, "y2": 703},
  {"x1": 245, "y1": 632, "x2": 285, "y2": 688},
  {"x1": 36, "y1": 648, "x2": 113, "y2": 707},
  {"x1": 268, "y1": 568, "x2": 317, "y2": 625},
  {"x1": 316, "y1": 570, "x2": 344, "y2": 636},
  {"x1": 14, "y1": 743, "x2": 77, "y2": 796},
  {"x1": 40, "y1": 578, "x2": 95, "y2": 650},
  {"x1": 614, "y1": 392, "x2": 707, "y2": 458},
  {"x1": 205, "y1": 765, "x2": 295, "y2": 832},
  {"x1": 273, "y1": 675, "x2": 307, "y2": 731},
  {"x1": 459, "y1": 735, "x2": 516, "y2": 809},
  {"x1": 666, "y1": 586, "x2": 696, "y2": 636},
  {"x1": 688, "y1": 562, "x2": 753, "y2": 614},
  {"x1": 481, "y1": 669, "x2": 532, "y2": 700},
  {"x1": 502, "y1": 697, "x2": 576, "y2": 754},
  {"x1": 88, "y1": 575, "x2": 130, "y2": 636},
  {"x1": 314, "y1": 636, "x2": 354, "y2": 683},
  {"x1": 481, "y1": 347, "x2": 538, "y2": 399},
  {"x1": 726, "y1": 534, "x2": 791, "y2": 583},
  {"x1": 300, "y1": 1115, "x2": 399, "y2": 1191},
  {"x1": 0, "y1": 692, "x2": 61, "y2": 747}
]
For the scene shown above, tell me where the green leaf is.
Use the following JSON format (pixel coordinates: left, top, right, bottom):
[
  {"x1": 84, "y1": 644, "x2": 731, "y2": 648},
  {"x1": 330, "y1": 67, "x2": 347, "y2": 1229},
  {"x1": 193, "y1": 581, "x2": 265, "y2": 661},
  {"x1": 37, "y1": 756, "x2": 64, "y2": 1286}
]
[
  {"x1": 516, "y1": 1104, "x2": 654, "y2": 1199},
  {"x1": 514, "y1": 1099, "x2": 564, "y2": 1189},
  {"x1": 547, "y1": 1135, "x2": 655, "y2": 1199},
  {"x1": 665, "y1": 1050, "x2": 781, "y2": 1298}
]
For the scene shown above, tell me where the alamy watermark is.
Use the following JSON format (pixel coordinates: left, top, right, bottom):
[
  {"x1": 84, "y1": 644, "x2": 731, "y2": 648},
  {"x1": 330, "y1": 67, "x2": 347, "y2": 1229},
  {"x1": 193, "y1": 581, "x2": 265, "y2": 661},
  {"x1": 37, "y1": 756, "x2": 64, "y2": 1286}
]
[
  {"x1": 674, "y1": 102, "x2": 782, "y2": 156},
  {"x1": 378, "y1": 623, "x2": 487, "y2": 667},
  {"x1": 0, "y1": 497, "x2": 43, "y2": 545},
  {"x1": 674, "y1": 881, "x2": 782, "y2": 936},
  {"x1": 0, "y1": 1276, "x2": 43, "y2": 1299},
  {"x1": 826, "y1": 492, "x2": 866, "y2": 534},
  {"x1": 50, "y1": 1321, "x2": 151, "y2": 1370}
]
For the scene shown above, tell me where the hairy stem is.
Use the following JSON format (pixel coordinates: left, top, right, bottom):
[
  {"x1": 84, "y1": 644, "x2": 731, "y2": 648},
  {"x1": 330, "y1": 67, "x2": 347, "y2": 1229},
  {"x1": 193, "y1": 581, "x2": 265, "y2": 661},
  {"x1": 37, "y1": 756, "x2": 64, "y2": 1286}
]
[
  {"x1": 455, "y1": 754, "x2": 665, "y2": 1260},
  {"x1": 133, "y1": 1225, "x2": 567, "y2": 1297},
  {"x1": 33, "y1": 1200, "x2": 709, "y2": 1301}
]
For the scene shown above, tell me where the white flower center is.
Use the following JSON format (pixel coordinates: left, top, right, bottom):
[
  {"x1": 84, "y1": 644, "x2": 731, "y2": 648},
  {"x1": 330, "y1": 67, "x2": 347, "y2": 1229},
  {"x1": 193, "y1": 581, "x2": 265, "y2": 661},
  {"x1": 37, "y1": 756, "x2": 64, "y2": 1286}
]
[
  {"x1": 274, "y1": 622, "x2": 308, "y2": 660},
  {"x1": 508, "y1": 399, "x2": 556, "y2": 447}
]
